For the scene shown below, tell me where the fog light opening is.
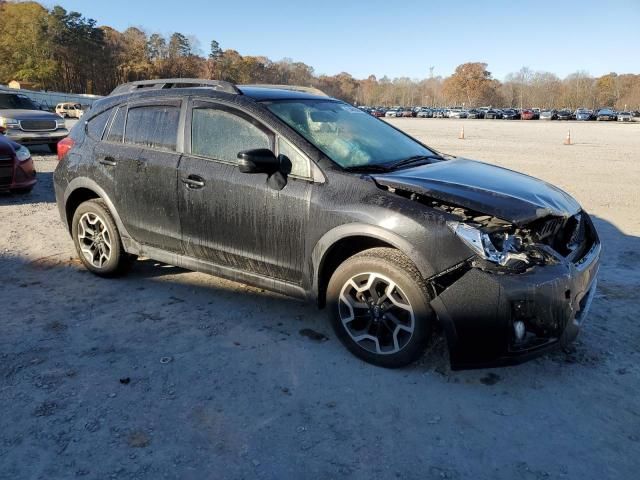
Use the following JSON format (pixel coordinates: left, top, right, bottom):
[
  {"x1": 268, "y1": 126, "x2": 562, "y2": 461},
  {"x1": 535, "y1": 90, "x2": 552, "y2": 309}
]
[{"x1": 514, "y1": 320, "x2": 526, "y2": 342}]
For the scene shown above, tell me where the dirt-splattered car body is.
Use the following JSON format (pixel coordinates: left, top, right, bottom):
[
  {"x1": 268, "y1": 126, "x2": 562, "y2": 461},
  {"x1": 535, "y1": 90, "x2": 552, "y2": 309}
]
[{"x1": 53, "y1": 80, "x2": 600, "y2": 369}]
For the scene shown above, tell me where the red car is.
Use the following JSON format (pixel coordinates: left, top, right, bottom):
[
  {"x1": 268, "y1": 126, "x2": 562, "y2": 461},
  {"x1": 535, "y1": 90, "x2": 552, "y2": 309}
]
[
  {"x1": 521, "y1": 109, "x2": 536, "y2": 120},
  {"x1": 0, "y1": 132, "x2": 37, "y2": 193}
]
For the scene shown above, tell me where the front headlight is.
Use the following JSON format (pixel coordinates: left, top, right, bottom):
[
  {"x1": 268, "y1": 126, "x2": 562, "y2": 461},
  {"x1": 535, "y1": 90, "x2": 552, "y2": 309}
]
[
  {"x1": 55, "y1": 118, "x2": 66, "y2": 128},
  {"x1": 447, "y1": 221, "x2": 530, "y2": 267},
  {"x1": 0, "y1": 117, "x2": 20, "y2": 129},
  {"x1": 15, "y1": 145, "x2": 31, "y2": 162}
]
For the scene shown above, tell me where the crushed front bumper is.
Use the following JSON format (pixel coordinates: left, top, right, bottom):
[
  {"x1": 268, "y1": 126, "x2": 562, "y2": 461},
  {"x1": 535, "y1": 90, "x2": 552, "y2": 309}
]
[{"x1": 431, "y1": 240, "x2": 601, "y2": 370}]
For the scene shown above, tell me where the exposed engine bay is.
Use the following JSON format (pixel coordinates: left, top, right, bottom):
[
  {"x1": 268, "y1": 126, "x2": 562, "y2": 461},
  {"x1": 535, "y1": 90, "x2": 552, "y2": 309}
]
[{"x1": 384, "y1": 185, "x2": 593, "y2": 273}]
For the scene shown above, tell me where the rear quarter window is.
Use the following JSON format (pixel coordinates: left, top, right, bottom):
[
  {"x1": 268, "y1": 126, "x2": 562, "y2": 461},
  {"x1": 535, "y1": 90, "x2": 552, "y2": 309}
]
[
  {"x1": 106, "y1": 106, "x2": 126, "y2": 143},
  {"x1": 86, "y1": 108, "x2": 112, "y2": 140}
]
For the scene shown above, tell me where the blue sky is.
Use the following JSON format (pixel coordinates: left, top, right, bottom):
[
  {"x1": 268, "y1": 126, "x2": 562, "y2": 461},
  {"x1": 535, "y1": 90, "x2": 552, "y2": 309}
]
[{"x1": 43, "y1": 0, "x2": 639, "y2": 80}]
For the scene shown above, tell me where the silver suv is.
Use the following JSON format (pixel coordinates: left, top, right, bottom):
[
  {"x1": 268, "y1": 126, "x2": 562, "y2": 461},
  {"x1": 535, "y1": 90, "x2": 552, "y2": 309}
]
[{"x1": 0, "y1": 92, "x2": 68, "y2": 152}]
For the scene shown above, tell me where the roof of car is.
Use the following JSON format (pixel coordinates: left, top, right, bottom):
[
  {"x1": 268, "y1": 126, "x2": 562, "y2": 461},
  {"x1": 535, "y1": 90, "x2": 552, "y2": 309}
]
[
  {"x1": 88, "y1": 83, "x2": 337, "y2": 120},
  {"x1": 108, "y1": 79, "x2": 333, "y2": 102}
]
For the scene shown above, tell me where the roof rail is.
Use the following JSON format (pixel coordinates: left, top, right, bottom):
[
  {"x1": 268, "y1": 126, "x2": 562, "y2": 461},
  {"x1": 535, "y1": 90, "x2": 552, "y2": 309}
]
[
  {"x1": 109, "y1": 78, "x2": 241, "y2": 96},
  {"x1": 242, "y1": 84, "x2": 329, "y2": 97}
]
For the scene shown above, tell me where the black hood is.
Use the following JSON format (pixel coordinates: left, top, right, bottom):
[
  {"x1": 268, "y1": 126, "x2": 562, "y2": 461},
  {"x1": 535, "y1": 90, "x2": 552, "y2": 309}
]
[{"x1": 372, "y1": 158, "x2": 580, "y2": 225}]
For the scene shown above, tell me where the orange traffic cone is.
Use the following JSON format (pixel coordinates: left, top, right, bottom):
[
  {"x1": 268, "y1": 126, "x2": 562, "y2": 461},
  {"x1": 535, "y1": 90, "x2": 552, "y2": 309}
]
[
  {"x1": 459, "y1": 125, "x2": 465, "y2": 140},
  {"x1": 564, "y1": 129, "x2": 572, "y2": 145}
]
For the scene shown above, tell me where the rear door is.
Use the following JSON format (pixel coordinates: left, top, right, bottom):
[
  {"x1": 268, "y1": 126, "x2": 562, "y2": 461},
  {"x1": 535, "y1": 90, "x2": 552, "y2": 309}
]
[{"x1": 96, "y1": 99, "x2": 184, "y2": 252}]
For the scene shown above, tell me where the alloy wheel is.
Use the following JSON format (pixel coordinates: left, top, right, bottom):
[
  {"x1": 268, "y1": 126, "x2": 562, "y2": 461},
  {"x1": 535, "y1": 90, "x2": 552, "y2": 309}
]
[
  {"x1": 338, "y1": 272, "x2": 415, "y2": 355},
  {"x1": 77, "y1": 212, "x2": 112, "y2": 268}
]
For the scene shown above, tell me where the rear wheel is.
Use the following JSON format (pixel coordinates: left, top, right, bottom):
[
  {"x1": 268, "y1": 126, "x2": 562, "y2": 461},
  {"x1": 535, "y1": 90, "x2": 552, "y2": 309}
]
[
  {"x1": 71, "y1": 199, "x2": 135, "y2": 277},
  {"x1": 327, "y1": 248, "x2": 434, "y2": 368}
]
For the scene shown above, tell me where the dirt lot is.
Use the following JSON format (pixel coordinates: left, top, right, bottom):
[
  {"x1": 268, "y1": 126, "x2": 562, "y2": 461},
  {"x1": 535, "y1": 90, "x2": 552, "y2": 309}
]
[{"x1": 1, "y1": 119, "x2": 639, "y2": 480}]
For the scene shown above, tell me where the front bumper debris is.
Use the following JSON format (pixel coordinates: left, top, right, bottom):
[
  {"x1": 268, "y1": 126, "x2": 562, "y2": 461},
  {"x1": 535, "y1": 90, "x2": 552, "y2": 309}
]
[{"x1": 431, "y1": 235, "x2": 601, "y2": 370}]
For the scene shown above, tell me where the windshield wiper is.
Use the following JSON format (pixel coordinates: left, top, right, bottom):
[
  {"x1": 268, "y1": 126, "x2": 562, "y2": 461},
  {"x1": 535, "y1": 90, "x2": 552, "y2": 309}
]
[
  {"x1": 389, "y1": 154, "x2": 443, "y2": 170},
  {"x1": 343, "y1": 164, "x2": 392, "y2": 173}
]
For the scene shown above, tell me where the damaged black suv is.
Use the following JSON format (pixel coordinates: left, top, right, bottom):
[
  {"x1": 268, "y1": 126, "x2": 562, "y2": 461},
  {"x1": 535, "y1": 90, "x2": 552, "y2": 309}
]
[{"x1": 54, "y1": 79, "x2": 600, "y2": 369}]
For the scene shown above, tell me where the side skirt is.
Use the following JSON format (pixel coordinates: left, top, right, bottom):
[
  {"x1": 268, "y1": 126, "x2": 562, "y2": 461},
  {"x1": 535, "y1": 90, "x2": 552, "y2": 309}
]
[{"x1": 124, "y1": 240, "x2": 309, "y2": 301}]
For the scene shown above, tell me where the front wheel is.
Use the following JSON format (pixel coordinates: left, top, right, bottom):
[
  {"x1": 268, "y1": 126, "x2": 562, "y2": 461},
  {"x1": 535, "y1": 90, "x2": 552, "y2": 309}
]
[
  {"x1": 327, "y1": 248, "x2": 434, "y2": 368},
  {"x1": 71, "y1": 199, "x2": 135, "y2": 277}
]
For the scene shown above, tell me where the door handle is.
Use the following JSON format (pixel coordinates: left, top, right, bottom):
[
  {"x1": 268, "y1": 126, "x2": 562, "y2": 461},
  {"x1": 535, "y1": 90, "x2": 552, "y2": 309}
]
[
  {"x1": 182, "y1": 175, "x2": 205, "y2": 189},
  {"x1": 99, "y1": 157, "x2": 117, "y2": 166}
]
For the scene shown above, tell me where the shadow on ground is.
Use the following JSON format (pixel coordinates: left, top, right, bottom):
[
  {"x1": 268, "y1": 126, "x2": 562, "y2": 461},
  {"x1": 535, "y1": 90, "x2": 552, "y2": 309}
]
[
  {"x1": 0, "y1": 171, "x2": 55, "y2": 205},
  {"x1": 0, "y1": 213, "x2": 638, "y2": 479}
]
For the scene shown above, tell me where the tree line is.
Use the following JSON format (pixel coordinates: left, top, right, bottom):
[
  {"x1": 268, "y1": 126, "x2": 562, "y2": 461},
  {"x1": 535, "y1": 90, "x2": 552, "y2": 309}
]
[{"x1": 1, "y1": 1, "x2": 639, "y2": 110}]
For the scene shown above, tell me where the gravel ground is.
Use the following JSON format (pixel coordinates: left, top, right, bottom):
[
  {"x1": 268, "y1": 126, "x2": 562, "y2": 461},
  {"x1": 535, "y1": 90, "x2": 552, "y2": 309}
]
[{"x1": 1, "y1": 120, "x2": 639, "y2": 480}]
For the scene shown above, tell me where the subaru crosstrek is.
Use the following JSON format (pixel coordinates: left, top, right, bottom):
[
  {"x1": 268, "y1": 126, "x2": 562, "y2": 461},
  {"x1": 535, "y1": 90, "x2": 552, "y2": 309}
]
[{"x1": 53, "y1": 79, "x2": 600, "y2": 369}]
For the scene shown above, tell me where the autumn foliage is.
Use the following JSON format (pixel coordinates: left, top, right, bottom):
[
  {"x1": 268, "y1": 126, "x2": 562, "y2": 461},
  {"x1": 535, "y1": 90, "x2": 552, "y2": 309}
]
[{"x1": 1, "y1": 1, "x2": 639, "y2": 109}]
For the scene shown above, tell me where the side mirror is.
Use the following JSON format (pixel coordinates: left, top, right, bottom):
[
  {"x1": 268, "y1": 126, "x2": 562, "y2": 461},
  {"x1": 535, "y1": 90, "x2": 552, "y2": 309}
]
[{"x1": 237, "y1": 148, "x2": 279, "y2": 174}]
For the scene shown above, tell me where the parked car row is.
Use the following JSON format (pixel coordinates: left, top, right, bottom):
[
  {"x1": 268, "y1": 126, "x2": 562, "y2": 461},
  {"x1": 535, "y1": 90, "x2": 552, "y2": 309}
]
[
  {"x1": 359, "y1": 105, "x2": 640, "y2": 122},
  {"x1": 0, "y1": 91, "x2": 78, "y2": 193}
]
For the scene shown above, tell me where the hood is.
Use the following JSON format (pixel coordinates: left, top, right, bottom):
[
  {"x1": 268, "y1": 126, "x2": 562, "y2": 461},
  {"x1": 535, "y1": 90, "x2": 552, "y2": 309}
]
[
  {"x1": 0, "y1": 109, "x2": 60, "y2": 121},
  {"x1": 372, "y1": 158, "x2": 580, "y2": 225}
]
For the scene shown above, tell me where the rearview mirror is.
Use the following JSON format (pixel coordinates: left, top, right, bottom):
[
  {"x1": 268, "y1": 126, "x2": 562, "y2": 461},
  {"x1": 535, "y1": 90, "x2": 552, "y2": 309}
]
[{"x1": 237, "y1": 148, "x2": 279, "y2": 174}]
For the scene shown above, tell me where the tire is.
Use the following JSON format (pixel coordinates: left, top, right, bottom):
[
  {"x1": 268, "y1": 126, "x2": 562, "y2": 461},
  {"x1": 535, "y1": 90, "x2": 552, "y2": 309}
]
[
  {"x1": 71, "y1": 199, "x2": 135, "y2": 277},
  {"x1": 326, "y1": 247, "x2": 434, "y2": 368},
  {"x1": 48, "y1": 143, "x2": 58, "y2": 154}
]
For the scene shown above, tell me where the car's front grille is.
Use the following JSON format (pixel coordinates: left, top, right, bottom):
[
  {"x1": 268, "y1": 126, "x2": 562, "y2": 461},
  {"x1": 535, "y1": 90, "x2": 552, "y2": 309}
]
[
  {"x1": 527, "y1": 212, "x2": 596, "y2": 262},
  {"x1": 0, "y1": 165, "x2": 13, "y2": 187},
  {"x1": 20, "y1": 120, "x2": 57, "y2": 132},
  {"x1": 538, "y1": 217, "x2": 564, "y2": 240}
]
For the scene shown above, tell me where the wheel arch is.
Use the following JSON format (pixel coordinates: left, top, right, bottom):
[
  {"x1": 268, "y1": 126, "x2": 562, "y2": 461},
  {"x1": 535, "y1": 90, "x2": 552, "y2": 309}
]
[
  {"x1": 63, "y1": 178, "x2": 132, "y2": 242},
  {"x1": 311, "y1": 224, "x2": 435, "y2": 307}
]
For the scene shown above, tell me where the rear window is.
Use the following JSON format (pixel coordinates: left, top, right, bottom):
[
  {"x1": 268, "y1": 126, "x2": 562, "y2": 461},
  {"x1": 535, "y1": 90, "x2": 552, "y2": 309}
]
[
  {"x1": 124, "y1": 105, "x2": 180, "y2": 152},
  {"x1": 87, "y1": 108, "x2": 112, "y2": 140}
]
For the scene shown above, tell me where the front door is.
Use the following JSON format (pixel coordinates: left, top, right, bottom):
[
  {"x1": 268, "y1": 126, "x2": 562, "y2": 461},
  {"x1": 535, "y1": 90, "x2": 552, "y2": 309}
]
[{"x1": 178, "y1": 100, "x2": 312, "y2": 283}]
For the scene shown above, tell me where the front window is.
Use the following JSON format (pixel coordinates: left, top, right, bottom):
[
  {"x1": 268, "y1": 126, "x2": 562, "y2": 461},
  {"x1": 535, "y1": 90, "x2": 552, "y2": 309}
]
[
  {"x1": 191, "y1": 106, "x2": 272, "y2": 163},
  {"x1": 0, "y1": 94, "x2": 38, "y2": 110},
  {"x1": 265, "y1": 100, "x2": 436, "y2": 168},
  {"x1": 277, "y1": 136, "x2": 310, "y2": 178}
]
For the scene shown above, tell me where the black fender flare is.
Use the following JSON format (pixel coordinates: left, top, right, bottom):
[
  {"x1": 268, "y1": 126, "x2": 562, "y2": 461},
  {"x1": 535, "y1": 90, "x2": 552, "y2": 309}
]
[
  {"x1": 310, "y1": 223, "x2": 436, "y2": 300},
  {"x1": 63, "y1": 177, "x2": 133, "y2": 242}
]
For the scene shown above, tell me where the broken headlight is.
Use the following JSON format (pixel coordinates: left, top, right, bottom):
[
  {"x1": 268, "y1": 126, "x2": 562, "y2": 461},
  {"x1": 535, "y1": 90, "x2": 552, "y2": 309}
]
[{"x1": 447, "y1": 221, "x2": 530, "y2": 267}]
